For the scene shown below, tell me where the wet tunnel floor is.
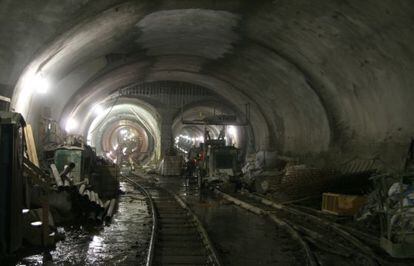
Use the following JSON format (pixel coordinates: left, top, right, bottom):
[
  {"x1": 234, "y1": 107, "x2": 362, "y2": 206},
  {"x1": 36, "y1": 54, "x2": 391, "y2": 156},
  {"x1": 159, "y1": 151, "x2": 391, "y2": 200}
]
[
  {"x1": 17, "y1": 176, "x2": 305, "y2": 265},
  {"x1": 157, "y1": 177, "x2": 306, "y2": 266},
  {"x1": 188, "y1": 197, "x2": 305, "y2": 265},
  {"x1": 17, "y1": 182, "x2": 151, "y2": 266}
]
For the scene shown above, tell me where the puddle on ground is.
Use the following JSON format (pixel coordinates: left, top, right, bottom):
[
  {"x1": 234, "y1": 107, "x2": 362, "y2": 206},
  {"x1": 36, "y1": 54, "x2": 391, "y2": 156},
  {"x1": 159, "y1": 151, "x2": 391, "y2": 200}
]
[
  {"x1": 17, "y1": 182, "x2": 151, "y2": 266},
  {"x1": 157, "y1": 176, "x2": 306, "y2": 266}
]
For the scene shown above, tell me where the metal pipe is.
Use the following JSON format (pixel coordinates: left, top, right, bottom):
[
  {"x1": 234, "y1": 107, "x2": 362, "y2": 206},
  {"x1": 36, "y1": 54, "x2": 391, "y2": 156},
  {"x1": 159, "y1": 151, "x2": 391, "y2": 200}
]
[
  {"x1": 78, "y1": 184, "x2": 86, "y2": 195},
  {"x1": 59, "y1": 163, "x2": 75, "y2": 177},
  {"x1": 83, "y1": 190, "x2": 91, "y2": 200},
  {"x1": 50, "y1": 164, "x2": 63, "y2": 187},
  {"x1": 104, "y1": 199, "x2": 117, "y2": 222},
  {"x1": 103, "y1": 200, "x2": 111, "y2": 209},
  {"x1": 90, "y1": 191, "x2": 96, "y2": 203}
]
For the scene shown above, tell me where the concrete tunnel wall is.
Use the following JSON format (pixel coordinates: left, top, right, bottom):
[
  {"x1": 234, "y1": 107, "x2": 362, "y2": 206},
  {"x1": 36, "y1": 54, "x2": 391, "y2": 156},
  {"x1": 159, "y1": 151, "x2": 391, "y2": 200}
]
[{"x1": 1, "y1": 0, "x2": 414, "y2": 167}]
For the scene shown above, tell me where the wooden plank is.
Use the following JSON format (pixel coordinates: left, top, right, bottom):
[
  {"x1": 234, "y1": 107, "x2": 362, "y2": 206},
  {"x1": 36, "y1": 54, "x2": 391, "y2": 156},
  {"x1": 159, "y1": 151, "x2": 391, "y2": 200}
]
[
  {"x1": 23, "y1": 157, "x2": 47, "y2": 180},
  {"x1": 24, "y1": 124, "x2": 39, "y2": 167}
]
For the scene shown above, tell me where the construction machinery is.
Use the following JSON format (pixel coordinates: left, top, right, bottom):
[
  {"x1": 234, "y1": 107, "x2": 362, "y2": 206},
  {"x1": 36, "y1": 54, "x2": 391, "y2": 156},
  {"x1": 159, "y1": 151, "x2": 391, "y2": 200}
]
[
  {"x1": 190, "y1": 127, "x2": 240, "y2": 186},
  {"x1": 54, "y1": 145, "x2": 95, "y2": 183}
]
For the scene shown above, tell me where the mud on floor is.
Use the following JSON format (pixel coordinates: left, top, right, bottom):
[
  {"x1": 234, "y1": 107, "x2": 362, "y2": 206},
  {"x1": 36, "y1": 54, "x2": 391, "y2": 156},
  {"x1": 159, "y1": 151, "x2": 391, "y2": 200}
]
[{"x1": 17, "y1": 182, "x2": 151, "y2": 266}]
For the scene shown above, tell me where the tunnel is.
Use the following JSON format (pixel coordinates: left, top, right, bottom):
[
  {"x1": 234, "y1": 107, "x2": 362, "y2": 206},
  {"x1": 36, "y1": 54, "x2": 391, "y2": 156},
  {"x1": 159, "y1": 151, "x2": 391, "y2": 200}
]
[
  {"x1": 1, "y1": 1, "x2": 414, "y2": 265},
  {"x1": 2, "y1": 1, "x2": 412, "y2": 168}
]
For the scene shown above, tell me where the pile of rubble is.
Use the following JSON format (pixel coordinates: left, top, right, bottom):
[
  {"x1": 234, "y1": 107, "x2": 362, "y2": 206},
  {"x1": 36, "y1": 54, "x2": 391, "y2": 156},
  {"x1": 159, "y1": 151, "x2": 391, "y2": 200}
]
[
  {"x1": 24, "y1": 159, "x2": 120, "y2": 251},
  {"x1": 241, "y1": 152, "x2": 377, "y2": 201},
  {"x1": 357, "y1": 173, "x2": 414, "y2": 236}
]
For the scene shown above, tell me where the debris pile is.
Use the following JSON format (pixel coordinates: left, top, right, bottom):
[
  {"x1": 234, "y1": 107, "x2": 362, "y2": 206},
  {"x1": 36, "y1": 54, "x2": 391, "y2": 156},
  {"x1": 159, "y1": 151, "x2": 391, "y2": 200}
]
[
  {"x1": 358, "y1": 174, "x2": 414, "y2": 234},
  {"x1": 0, "y1": 113, "x2": 123, "y2": 261},
  {"x1": 387, "y1": 182, "x2": 414, "y2": 236},
  {"x1": 22, "y1": 141, "x2": 120, "y2": 253},
  {"x1": 73, "y1": 183, "x2": 117, "y2": 224},
  {"x1": 242, "y1": 160, "x2": 338, "y2": 200},
  {"x1": 240, "y1": 154, "x2": 377, "y2": 201}
]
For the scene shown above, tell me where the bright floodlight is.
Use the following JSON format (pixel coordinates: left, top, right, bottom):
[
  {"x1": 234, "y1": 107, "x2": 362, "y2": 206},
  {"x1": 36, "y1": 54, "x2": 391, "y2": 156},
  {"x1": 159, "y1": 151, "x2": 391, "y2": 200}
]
[
  {"x1": 65, "y1": 118, "x2": 78, "y2": 132},
  {"x1": 227, "y1": 125, "x2": 237, "y2": 136},
  {"x1": 92, "y1": 104, "x2": 104, "y2": 116},
  {"x1": 32, "y1": 73, "x2": 49, "y2": 94}
]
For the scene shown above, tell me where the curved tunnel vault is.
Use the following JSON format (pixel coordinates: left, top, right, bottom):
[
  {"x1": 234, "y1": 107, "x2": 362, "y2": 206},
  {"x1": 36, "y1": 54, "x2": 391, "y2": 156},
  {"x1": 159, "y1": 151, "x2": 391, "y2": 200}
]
[
  {"x1": 5, "y1": 3, "x2": 414, "y2": 265},
  {"x1": 2, "y1": 0, "x2": 414, "y2": 167}
]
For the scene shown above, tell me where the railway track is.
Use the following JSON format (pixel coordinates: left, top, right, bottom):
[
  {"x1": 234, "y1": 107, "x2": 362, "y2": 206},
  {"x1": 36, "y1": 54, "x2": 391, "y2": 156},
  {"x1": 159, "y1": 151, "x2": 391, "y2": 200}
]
[
  {"x1": 214, "y1": 189, "x2": 383, "y2": 266},
  {"x1": 123, "y1": 176, "x2": 221, "y2": 266}
]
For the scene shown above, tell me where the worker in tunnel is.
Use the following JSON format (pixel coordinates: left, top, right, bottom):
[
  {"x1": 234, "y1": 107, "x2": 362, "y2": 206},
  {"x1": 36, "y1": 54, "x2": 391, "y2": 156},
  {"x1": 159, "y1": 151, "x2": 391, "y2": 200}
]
[
  {"x1": 204, "y1": 128, "x2": 211, "y2": 142},
  {"x1": 218, "y1": 126, "x2": 225, "y2": 141}
]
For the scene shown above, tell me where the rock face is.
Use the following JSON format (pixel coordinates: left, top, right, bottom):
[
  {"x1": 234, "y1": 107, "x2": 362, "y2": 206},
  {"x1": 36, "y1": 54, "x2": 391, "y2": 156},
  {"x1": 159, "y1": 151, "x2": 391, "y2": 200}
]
[{"x1": 1, "y1": 1, "x2": 414, "y2": 168}]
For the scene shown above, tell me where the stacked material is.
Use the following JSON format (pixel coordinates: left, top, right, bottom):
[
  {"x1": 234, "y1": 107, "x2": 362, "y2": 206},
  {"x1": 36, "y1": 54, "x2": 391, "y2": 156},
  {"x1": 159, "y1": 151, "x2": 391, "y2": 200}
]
[
  {"x1": 248, "y1": 158, "x2": 376, "y2": 201},
  {"x1": 90, "y1": 165, "x2": 119, "y2": 198},
  {"x1": 356, "y1": 173, "x2": 414, "y2": 258},
  {"x1": 249, "y1": 164, "x2": 338, "y2": 200},
  {"x1": 48, "y1": 163, "x2": 118, "y2": 224},
  {"x1": 252, "y1": 170, "x2": 283, "y2": 194},
  {"x1": 276, "y1": 165, "x2": 339, "y2": 198},
  {"x1": 78, "y1": 184, "x2": 117, "y2": 224}
]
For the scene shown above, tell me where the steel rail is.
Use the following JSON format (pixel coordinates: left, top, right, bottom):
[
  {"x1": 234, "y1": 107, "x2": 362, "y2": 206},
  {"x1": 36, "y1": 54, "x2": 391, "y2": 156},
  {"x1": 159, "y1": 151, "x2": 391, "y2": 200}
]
[
  {"x1": 214, "y1": 189, "x2": 317, "y2": 266},
  {"x1": 245, "y1": 192, "x2": 383, "y2": 264},
  {"x1": 123, "y1": 175, "x2": 221, "y2": 266},
  {"x1": 217, "y1": 188, "x2": 384, "y2": 265},
  {"x1": 122, "y1": 176, "x2": 157, "y2": 266},
  {"x1": 165, "y1": 188, "x2": 222, "y2": 266}
]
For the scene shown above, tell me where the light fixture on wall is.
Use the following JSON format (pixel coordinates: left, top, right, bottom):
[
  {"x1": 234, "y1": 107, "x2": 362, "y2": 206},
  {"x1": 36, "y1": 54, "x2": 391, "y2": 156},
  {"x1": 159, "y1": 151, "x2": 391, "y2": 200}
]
[
  {"x1": 65, "y1": 118, "x2": 78, "y2": 132},
  {"x1": 227, "y1": 125, "x2": 237, "y2": 146},
  {"x1": 34, "y1": 73, "x2": 49, "y2": 94},
  {"x1": 23, "y1": 72, "x2": 49, "y2": 94},
  {"x1": 91, "y1": 104, "x2": 104, "y2": 116},
  {"x1": 227, "y1": 125, "x2": 236, "y2": 136}
]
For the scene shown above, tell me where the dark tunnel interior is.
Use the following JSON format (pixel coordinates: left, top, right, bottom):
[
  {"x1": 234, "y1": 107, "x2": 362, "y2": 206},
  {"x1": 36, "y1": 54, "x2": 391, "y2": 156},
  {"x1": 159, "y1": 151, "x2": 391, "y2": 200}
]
[{"x1": 1, "y1": 1, "x2": 414, "y2": 265}]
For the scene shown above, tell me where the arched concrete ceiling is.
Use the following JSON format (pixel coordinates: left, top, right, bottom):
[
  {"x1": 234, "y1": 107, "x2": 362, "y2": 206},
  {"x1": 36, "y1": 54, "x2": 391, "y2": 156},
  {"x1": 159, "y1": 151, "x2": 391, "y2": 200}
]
[
  {"x1": 58, "y1": 62, "x2": 271, "y2": 153},
  {"x1": 2, "y1": 0, "x2": 414, "y2": 164}
]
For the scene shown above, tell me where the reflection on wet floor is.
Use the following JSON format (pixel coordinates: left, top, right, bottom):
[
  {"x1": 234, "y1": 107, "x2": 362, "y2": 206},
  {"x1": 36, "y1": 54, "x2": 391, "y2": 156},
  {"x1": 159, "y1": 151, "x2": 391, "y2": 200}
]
[
  {"x1": 157, "y1": 176, "x2": 305, "y2": 266},
  {"x1": 18, "y1": 182, "x2": 151, "y2": 266},
  {"x1": 17, "y1": 175, "x2": 305, "y2": 266}
]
